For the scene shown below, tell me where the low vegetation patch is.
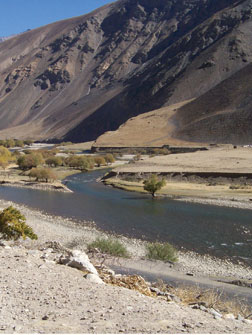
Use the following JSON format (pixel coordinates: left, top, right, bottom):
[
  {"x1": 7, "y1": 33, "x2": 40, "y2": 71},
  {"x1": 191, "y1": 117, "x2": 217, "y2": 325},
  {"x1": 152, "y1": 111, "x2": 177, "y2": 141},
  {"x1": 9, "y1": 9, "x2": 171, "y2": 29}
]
[
  {"x1": 88, "y1": 238, "x2": 129, "y2": 258},
  {"x1": 146, "y1": 242, "x2": 178, "y2": 262},
  {"x1": 154, "y1": 280, "x2": 252, "y2": 319},
  {"x1": 0, "y1": 206, "x2": 37, "y2": 241}
]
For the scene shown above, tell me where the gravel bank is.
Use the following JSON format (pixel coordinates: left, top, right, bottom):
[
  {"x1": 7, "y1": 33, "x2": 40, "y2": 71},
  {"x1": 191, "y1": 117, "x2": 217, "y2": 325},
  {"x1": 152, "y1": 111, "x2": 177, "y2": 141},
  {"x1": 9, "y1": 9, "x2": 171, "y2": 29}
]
[
  {"x1": 0, "y1": 199, "x2": 252, "y2": 333},
  {"x1": 1, "y1": 245, "x2": 252, "y2": 334},
  {"x1": 0, "y1": 199, "x2": 251, "y2": 281}
]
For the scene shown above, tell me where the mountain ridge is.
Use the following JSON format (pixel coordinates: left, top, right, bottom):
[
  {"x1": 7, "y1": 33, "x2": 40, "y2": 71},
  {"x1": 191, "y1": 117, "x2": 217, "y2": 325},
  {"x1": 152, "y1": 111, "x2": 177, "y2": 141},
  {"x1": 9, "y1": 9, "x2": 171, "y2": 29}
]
[{"x1": 0, "y1": 0, "x2": 252, "y2": 144}]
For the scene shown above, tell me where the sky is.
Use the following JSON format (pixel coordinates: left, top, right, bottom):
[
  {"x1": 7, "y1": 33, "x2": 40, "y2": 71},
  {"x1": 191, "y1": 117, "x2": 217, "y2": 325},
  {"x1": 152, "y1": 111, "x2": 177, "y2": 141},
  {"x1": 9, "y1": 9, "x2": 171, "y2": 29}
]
[{"x1": 0, "y1": 0, "x2": 114, "y2": 37}]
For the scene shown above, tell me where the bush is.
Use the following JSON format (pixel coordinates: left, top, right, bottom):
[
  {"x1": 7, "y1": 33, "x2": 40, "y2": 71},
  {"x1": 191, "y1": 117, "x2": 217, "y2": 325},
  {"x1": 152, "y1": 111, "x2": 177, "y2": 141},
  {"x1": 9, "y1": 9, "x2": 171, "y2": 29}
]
[
  {"x1": 88, "y1": 238, "x2": 129, "y2": 257},
  {"x1": 0, "y1": 206, "x2": 38, "y2": 240},
  {"x1": 146, "y1": 242, "x2": 178, "y2": 262}
]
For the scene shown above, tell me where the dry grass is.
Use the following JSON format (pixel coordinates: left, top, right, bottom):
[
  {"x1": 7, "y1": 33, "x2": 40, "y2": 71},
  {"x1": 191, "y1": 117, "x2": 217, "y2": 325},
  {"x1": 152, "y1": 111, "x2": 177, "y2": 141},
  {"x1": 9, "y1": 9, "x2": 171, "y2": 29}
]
[{"x1": 153, "y1": 280, "x2": 252, "y2": 318}]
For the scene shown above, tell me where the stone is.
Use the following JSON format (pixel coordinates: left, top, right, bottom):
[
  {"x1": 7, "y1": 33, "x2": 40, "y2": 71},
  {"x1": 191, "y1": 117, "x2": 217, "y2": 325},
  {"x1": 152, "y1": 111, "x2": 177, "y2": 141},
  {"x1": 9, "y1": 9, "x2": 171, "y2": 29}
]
[
  {"x1": 209, "y1": 308, "x2": 222, "y2": 319},
  {"x1": 243, "y1": 319, "x2": 252, "y2": 325},
  {"x1": 59, "y1": 250, "x2": 98, "y2": 275},
  {"x1": 224, "y1": 313, "x2": 235, "y2": 320},
  {"x1": 237, "y1": 314, "x2": 244, "y2": 321},
  {"x1": 107, "y1": 269, "x2": 115, "y2": 276},
  {"x1": 199, "y1": 305, "x2": 207, "y2": 312},
  {"x1": 85, "y1": 274, "x2": 104, "y2": 285}
]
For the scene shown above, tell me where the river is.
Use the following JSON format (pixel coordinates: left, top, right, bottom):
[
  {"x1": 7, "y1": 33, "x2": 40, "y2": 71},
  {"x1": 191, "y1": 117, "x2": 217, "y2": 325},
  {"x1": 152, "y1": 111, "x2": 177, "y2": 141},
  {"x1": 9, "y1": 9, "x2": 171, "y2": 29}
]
[{"x1": 0, "y1": 169, "x2": 251, "y2": 264}]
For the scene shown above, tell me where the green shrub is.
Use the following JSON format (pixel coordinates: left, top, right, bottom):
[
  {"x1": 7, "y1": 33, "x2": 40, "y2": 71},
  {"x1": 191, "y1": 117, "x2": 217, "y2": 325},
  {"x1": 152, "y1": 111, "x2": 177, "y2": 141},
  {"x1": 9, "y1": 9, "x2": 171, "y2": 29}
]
[
  {"x1": 88, "y1": 238, "x2": 129, "y2": 258},
  {"x1": 0, "y1": 206, "x2": 38, "y2": 241},
  {"x1": 146, "y1": 242, "x2": 178, "y2": 262}
]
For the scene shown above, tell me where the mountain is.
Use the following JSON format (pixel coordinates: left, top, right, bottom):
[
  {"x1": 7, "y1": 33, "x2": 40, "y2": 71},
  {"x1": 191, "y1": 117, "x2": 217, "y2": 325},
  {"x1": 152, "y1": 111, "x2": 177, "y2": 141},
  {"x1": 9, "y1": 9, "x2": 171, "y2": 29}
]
[
  {"x1": 1, "y1": 0, "x2": 252, "y2": 144},
  {"x1": 0, "y1": 33, "x2": 21, "y2": 43}
]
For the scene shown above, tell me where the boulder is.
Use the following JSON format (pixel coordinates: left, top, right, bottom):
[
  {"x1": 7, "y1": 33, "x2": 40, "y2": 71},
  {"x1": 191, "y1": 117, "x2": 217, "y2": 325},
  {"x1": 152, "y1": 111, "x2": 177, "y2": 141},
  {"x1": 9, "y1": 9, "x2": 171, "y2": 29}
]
[
  {"x1": 85, "y1": 273, "x2": 104, "y2": 285},
  {"x1": 59, "y1": 249, "x2": 98, "y2": 275}
]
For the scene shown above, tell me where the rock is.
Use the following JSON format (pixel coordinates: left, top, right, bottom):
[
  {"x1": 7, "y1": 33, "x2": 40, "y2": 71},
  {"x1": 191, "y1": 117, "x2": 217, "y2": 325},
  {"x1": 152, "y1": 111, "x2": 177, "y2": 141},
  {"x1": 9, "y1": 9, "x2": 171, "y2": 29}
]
[
  {"x1": 243, "y1": 319, "x2": 252, "y2": 325},
  {"x1": 59, "y1": 250, "x2": 98, "y2": 275},
  {"x1": 42, "y1": 315, "x2": 49, "y2": 321},
  {"x1": 209, "y1": 308, "x2": 222, "y2": 319},
  {"x1": 237, "y1": 314, "x2": 244, "y2": 321},
  {"x1": 199, "y1": 305, "x2": 207, "y2": 312},
  {"x1": 191, "y1": 304, "x2": 200, "y2": 309},
  {"x1": 85, "y1": 273, "x2": 104, "y2": 285},
  {"x1": 107, "y1": 269, "x2": 115, "y2": 276},
  {"x1": 0, "y1": 241, "x2": 8, "y2": 247},
  {"x1": 169, "y1": 294, "x2": 181, "y2": 304},
  {"x1": 4, "y1": 246, "x2": 11, "y2": 250},
  {"x1": 224, "y1": 313, "x2": 235, "y2": 320},
  {"x1": 150, "y1": 287, "x2": 160, "y2": 294}
]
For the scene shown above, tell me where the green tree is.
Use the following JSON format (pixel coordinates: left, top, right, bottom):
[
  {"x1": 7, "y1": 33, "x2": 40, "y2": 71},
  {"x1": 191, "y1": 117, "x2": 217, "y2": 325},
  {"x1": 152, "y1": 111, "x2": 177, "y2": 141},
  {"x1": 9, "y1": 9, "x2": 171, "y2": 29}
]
[
  {"x1": 0, "y1": 157, "x2": 8, "y2": 170},
  {"x1": 104, "y1": 153, "x2": 115, "y2": 165},
  {"x1": 94, "y1": 156, "x2": 106, "y2": 167},
  {"x1": 0, "y1": 206, "x2": 38, "y2": 240},
  {"x1": 5, "y1": 139, "x2": 15, "y2": 148},
  {"x1": 17, "y1": 153, "x2": 44, "y2": 171},
  {"x1": 46, "y1": 156, "x2": 63, "y2": 167},
  {"x1": 29, "y1": 168, "x2": 57, "y2": 182},
  {"x1": 143, "y1": 174, "x2": 166, "y2": 198},
  {"x1": 14, "y1": 139, "x2": 24, "y2": 148},
  {"x1": 0, "y1": 146, "x2": 11, "y2": 158}
]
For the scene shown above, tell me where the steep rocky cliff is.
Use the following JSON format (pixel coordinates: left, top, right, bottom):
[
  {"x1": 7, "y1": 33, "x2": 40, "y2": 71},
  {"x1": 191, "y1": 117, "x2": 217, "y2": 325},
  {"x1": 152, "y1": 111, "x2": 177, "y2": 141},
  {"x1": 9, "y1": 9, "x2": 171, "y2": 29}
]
[{"x1": 1, "y1": 0, "x2": 252, "y2": 144}]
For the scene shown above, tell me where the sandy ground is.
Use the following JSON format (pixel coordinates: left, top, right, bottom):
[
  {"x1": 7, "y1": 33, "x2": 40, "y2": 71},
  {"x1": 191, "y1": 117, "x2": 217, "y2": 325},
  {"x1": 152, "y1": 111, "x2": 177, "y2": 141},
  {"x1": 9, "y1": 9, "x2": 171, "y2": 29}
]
[
  {"x1": 115, "y1": 146, "x2": 252, "y2": 174},
  {"x1": 0, "y1": 199, "x2": 252, "y2": 333},
  {"x1": 104, "y1": 146, "x2": 252, "y2": 206}
]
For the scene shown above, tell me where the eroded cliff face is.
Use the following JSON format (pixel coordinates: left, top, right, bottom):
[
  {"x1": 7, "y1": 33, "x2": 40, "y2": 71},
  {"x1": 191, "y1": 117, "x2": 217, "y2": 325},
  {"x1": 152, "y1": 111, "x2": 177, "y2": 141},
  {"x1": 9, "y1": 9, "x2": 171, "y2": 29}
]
[{"x1": 0, "y1": 0, "x2": 252, "y2": 143}]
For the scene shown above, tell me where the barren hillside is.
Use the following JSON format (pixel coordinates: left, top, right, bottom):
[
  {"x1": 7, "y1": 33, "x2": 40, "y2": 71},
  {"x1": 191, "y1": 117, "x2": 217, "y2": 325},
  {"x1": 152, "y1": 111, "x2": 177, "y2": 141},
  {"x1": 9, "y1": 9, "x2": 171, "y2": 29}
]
[{"x1": 1, "y1": 0, "x2": 252, "y2": 144}]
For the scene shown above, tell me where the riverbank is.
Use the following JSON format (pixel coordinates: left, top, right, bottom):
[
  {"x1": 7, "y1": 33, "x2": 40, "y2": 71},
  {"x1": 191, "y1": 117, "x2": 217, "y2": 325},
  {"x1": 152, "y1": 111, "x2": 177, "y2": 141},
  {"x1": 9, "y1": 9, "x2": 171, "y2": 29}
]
[
  {"x1": 1, "y1": 242, "x2": 251, "y2": 333},
  {"x1": 0, "y1": 179, "x2": 72, "y2": 192},
  {"x1": 0, "y1": 198, "x2": 251, "y2": 283},
  {"x1": 1, "y1": 198, "x2": 252, "y2": 333},
  {"x1": 103, "y1": 146, "x2": 252, "y2": 209},
  {"x1": 103, "y1": 177, "x2": 252, "y2": 210}
]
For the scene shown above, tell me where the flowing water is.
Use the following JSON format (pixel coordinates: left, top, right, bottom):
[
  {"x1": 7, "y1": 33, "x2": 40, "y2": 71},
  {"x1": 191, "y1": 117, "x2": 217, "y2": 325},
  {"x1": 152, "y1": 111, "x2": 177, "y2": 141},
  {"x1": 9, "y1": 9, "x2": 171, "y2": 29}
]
[{"x1": 0, "y1": 169, "x2": 252, "y2": 263}]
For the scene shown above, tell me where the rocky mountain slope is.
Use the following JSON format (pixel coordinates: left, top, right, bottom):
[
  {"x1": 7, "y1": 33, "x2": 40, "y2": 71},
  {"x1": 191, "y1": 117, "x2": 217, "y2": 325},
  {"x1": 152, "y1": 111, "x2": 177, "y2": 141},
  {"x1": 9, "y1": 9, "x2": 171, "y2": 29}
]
[{"x1": 1, "y1": 0, "x2": 252, "y2": 143}]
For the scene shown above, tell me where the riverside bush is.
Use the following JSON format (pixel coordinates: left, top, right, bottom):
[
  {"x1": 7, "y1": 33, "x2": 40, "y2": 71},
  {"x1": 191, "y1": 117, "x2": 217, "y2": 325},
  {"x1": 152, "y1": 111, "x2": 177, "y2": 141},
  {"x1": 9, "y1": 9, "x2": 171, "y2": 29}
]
[
  {"x1": 88, "y1": 238, "x2": 129, "y2": 257},
  {"x1": 146, "y1": 242, "x2": 178, "y2": 262},
  {"x1": 0, "y1": 206, "x2": 38, "y2": 241}
]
